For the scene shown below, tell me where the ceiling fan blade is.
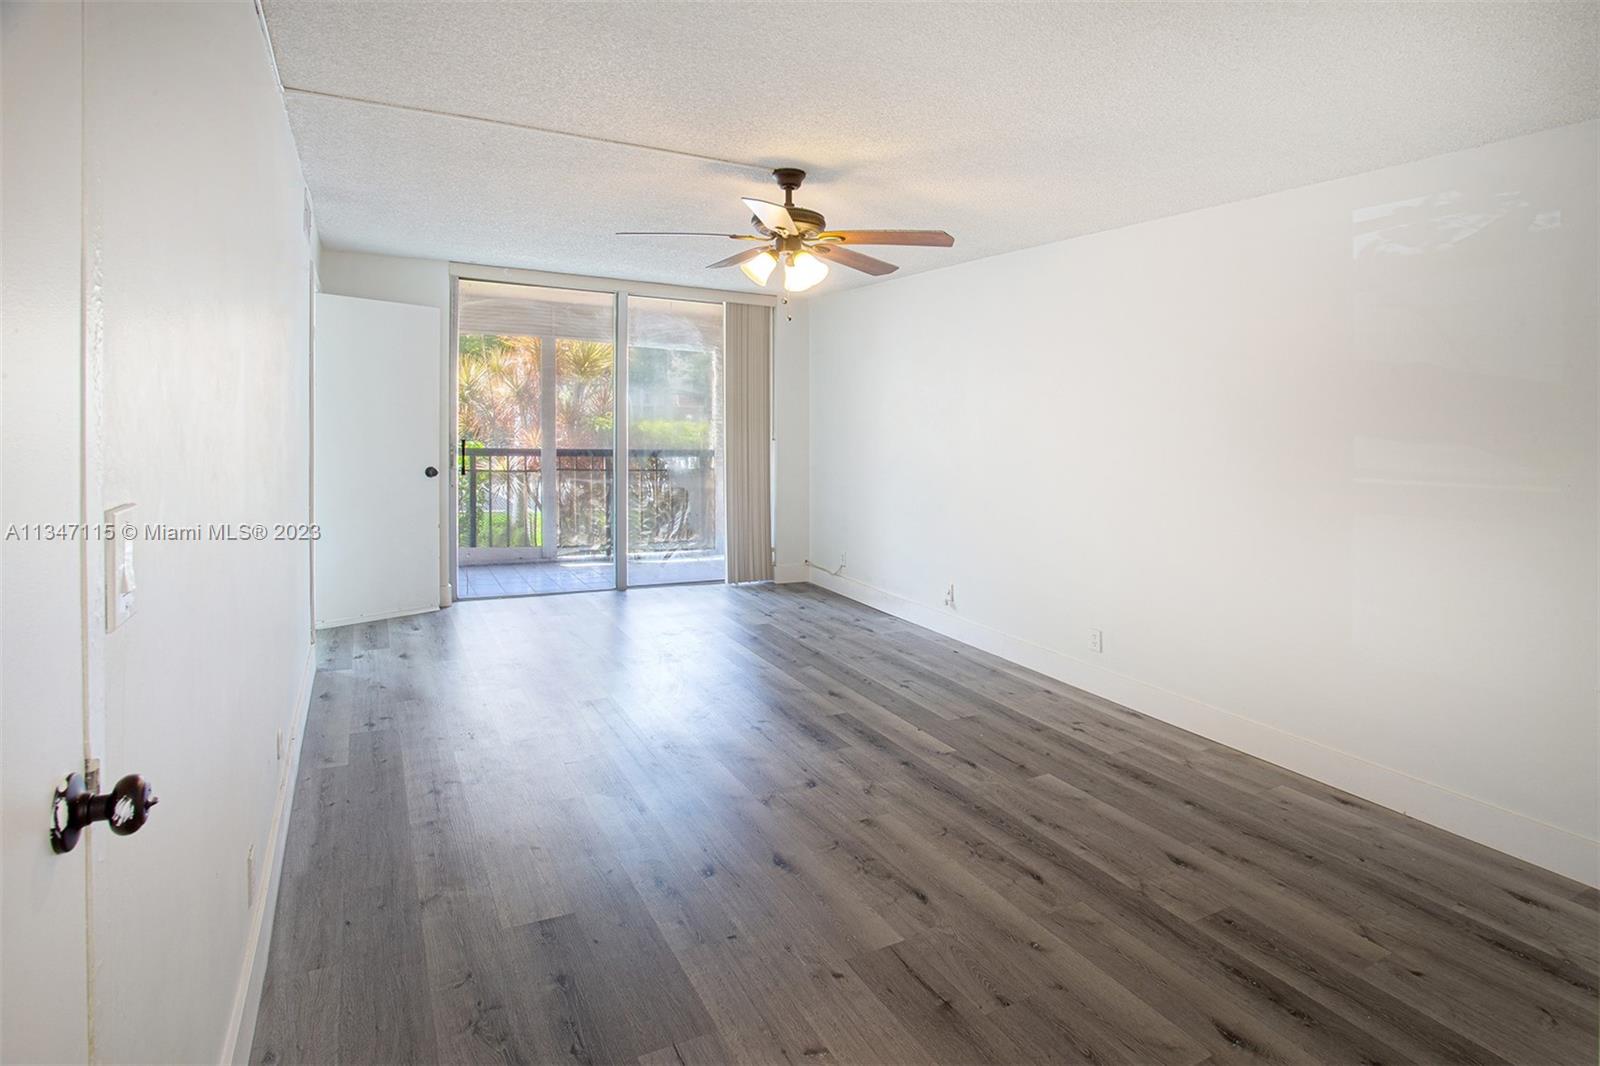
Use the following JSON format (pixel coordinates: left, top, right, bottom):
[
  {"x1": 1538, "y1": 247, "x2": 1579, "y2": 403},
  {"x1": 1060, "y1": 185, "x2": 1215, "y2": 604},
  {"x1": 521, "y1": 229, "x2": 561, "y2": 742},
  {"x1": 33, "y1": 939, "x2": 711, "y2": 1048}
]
[
  {"x1": 706, "y1": 247, "x2": 771, "y2": 269},
  {"x1": 616, "y1": 231, "x2": 764, "y2": 239},
  {"x1": 813, "y1": 244, "x2": 898, "y2": 276},
  {"x1": 816, "y1": 229, "x2": 954, "y2": 247},
  {"x1": 742, "y1": 197, "x2": 798, "y2": 237}
]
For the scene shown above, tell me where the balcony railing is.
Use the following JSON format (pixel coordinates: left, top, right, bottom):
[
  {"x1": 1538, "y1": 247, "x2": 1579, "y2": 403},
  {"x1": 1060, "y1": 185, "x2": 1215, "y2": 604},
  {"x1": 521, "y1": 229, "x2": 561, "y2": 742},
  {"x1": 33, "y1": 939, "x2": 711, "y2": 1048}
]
[{"x1": 459, "y1": 446, "x2": 719, "y2": 558}]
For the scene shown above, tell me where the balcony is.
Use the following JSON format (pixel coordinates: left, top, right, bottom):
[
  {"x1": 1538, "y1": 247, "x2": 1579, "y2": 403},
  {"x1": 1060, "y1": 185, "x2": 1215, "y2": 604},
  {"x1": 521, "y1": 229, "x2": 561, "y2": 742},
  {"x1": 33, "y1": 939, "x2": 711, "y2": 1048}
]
[{"x1": 457, "y1": 445, "x2": 724, "y2": 596}]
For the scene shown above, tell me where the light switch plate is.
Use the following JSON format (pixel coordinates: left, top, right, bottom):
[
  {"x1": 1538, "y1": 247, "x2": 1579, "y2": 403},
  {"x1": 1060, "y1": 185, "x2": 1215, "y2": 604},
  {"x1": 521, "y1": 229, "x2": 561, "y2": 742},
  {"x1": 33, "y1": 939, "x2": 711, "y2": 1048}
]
[{"x1": 106, "y1": 504, "x2": 136, "y2": 631}]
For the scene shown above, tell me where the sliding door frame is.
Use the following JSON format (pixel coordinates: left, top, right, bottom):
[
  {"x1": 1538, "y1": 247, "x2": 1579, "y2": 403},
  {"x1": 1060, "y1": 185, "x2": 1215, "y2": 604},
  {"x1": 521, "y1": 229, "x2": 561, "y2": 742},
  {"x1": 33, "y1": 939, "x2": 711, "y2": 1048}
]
[
  {"x1": 616, "y1": 293, "x2": 629, "y2": 589},
  {"x1": 447, "y1": 280, "x2": 459, "y2": 596},
  {"x1": 447, "y1": 262, "x2": 777, "y2": 595}
]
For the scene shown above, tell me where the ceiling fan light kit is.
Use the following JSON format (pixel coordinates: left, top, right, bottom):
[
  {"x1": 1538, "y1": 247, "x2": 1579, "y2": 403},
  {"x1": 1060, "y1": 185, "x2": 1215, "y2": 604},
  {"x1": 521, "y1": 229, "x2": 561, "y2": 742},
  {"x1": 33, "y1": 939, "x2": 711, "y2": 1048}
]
[
  {"x1": 739, "y1": 249, "x2": 778, "y2": 286},
  {"x1": 783, "y1": 249, "x2": 829, "y2": 293},
  {"x1": 618, "y1": 167, "x2": 954, "y2": 293}
]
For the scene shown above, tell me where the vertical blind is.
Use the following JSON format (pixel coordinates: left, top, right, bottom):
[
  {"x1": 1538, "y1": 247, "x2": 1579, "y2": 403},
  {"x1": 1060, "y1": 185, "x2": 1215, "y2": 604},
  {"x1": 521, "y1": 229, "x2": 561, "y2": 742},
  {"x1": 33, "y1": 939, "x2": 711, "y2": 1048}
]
[{"x1": 724, "y1": 302, "x2": 773, "y2": 583}]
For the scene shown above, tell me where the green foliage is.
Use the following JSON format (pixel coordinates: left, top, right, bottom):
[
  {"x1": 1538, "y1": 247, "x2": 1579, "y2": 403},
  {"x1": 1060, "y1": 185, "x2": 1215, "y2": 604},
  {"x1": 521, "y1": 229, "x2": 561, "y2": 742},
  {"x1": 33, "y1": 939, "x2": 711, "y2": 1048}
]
[
  {"x1": 456, "y1": 331, "x2": 718, "y2": 555},
  {"x1": 458, "y1": 502, "x2": 543, "y2": 548},
  {"x1": 630, "y1": 419, "x2": 709, "y2": 449},
  {"x1": 554, "y1": 339, "x2": 615, "y2": 446},
  {"x1": 458, "y1": 333, "x2": 615, "y2": 447}
]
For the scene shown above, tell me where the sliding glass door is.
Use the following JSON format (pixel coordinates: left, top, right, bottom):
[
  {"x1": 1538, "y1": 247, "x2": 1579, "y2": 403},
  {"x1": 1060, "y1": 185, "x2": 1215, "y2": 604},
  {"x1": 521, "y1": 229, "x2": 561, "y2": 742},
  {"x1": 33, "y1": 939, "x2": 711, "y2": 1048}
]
[
  {"x1": 625, "y1": 297, "x2": 727, "y2": 586},
  {"x1": 453, "y1": 279, "x2": 728, "y2": 597},
  {"x1": 456, "y1": 280, "x2": 616, "y2": 597}
]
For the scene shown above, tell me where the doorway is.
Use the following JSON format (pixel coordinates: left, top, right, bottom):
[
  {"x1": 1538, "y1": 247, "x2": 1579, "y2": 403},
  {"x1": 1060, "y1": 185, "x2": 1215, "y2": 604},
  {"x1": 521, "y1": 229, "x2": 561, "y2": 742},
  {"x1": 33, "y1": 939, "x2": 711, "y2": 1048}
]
[
  {"x1": 453, "y1": 279, "x2": 728, "y2": 597},
  {"x1": 625, "y1": 295, "x2": 727, "y2": 587},
  {"x1": 456, "y1": 280, "x2": 617, "y2": 596}
]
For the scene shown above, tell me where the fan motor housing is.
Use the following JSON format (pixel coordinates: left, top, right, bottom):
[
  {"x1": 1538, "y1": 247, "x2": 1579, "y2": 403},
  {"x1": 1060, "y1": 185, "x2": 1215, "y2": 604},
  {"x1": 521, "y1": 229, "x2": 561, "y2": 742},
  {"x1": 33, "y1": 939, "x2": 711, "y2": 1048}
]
[{"x1": 753, "y1": 205, "x2": 825, "y2": 238}]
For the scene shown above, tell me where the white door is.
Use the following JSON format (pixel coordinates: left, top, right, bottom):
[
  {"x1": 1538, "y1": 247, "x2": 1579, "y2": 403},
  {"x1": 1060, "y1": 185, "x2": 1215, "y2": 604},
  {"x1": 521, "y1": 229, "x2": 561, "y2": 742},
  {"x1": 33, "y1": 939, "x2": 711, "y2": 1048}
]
[
  {"x1": 8, "y1": 4, "x2": 325, "y2": 1061},
  {"x1": 0, "y1": 3, "x2": 92, "y2": 1061},
  {"x1": 314, "y1": 294, "x2": 443, "y2": 627}
]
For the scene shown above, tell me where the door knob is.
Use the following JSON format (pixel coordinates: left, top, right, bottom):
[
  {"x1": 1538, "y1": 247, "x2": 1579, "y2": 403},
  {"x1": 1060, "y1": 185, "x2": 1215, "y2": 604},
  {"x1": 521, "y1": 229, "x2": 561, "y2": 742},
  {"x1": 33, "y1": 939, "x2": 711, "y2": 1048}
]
[
  {"x1": 424, "y1": 466, "x2": 439, "y2": 478},
  {"x1": 50, "y1": 771, "x2": 158, "y2": 854}
]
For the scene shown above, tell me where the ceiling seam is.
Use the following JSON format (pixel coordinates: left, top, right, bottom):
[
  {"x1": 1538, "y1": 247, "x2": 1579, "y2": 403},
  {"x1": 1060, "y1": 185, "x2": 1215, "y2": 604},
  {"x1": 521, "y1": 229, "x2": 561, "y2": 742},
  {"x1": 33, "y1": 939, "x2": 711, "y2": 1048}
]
[{"x1": 280, "y1": 86, "x2": 772, "y2": 172}]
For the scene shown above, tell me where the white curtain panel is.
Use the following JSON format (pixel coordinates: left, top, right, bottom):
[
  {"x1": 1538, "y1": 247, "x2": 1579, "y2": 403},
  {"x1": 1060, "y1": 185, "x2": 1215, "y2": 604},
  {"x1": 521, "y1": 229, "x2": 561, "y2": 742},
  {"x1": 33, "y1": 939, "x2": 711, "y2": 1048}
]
[{"x1": 724, "y1": 302, "x2": 773, "y2": 583}]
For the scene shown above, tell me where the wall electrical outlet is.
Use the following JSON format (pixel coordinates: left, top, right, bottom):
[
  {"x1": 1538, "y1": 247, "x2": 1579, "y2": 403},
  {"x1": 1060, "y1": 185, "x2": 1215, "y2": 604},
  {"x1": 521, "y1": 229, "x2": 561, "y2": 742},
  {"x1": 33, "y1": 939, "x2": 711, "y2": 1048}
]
[
  {"x1": 276, "y1": 728, "x2": 284, "y2": 762},
  {"x1": 944, "y1": 583, "x2": 957, "y2": 609},
  {"x1": 839, "y1": 552, "x2": 847, "y2": 570},
  {"x1": 246, "y1": 845, "x2": 256, "y2": 908},
  {"x1": 1088, "y1": 628, "x2": 1104, "y2": 654}
]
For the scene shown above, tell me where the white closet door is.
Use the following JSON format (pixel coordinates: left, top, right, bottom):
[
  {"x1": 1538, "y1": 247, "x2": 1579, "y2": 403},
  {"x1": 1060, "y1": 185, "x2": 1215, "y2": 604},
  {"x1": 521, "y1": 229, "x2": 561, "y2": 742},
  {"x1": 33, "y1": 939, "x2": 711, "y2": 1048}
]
[{"x1": 314, "y1": 294, "x2": 442, "y2": 627}]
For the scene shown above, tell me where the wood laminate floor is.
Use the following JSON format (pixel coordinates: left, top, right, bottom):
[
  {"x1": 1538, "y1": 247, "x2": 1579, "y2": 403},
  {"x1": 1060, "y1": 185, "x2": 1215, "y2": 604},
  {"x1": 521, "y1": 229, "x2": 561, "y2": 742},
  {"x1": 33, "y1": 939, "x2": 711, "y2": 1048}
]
[{"x1": 252, "y1": 583, "x2": 1598, "y2": 1066}]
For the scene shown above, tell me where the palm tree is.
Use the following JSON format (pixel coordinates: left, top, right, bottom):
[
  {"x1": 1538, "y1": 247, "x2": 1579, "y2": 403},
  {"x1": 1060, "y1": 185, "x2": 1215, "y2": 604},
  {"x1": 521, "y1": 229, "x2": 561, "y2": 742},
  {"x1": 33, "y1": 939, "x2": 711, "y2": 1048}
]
[
  {"x1": 459, "y1": 333, "x2": 543, "y2": 546},
  {"x1": 553, "y1": 340, "x2": 614, "y2": 549},
  {"x1": 459, "y1": 333, "x2": 541, "y2": 446},
  {"x1": 459, "y1": 333, "x2": 623, "y2": 551},
  {"x1": 553, "y1": 339, "x2": 614, "y2": 445}
]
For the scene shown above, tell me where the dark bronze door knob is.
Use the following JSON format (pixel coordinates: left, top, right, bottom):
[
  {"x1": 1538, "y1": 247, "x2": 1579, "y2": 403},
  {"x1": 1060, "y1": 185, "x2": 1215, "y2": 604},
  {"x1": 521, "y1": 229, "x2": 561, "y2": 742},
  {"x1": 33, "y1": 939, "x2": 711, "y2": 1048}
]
[
  {"x1": 51, "y1": 771, "x2": 158, "y2": 854},
  {"x1": 424, "y1": 466, "x2": 439, "y2": 478}
]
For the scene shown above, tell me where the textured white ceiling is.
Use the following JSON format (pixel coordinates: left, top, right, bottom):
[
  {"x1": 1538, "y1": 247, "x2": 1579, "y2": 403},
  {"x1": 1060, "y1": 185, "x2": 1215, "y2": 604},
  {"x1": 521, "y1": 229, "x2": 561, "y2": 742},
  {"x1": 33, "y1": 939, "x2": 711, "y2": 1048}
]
[{"x1": 266, "y1": 1, "x2": 1598, "y2": 294}]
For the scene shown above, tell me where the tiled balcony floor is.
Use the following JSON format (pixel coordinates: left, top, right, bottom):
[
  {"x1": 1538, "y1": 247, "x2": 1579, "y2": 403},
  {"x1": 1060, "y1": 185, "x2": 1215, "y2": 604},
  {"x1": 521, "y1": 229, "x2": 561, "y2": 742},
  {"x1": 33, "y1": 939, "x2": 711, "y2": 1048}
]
[{"x1": 457, "y1": 555, "x2": 725, "y2": 598}]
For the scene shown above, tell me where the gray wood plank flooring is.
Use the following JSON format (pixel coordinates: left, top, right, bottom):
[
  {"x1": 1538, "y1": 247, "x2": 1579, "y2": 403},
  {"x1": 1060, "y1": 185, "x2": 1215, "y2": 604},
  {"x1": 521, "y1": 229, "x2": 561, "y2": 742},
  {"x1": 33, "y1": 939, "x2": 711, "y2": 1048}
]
[{"x1": 252, "y1": 583, "x2": 1598, "y2": 1065}]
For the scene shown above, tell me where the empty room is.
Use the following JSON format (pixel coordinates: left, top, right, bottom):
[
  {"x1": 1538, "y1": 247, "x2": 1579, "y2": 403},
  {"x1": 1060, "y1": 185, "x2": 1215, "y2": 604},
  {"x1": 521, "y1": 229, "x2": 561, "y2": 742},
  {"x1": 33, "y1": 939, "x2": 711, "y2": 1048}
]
[{"x1": 1, "y1": 2, "x2": 1596, "y2": 1064}]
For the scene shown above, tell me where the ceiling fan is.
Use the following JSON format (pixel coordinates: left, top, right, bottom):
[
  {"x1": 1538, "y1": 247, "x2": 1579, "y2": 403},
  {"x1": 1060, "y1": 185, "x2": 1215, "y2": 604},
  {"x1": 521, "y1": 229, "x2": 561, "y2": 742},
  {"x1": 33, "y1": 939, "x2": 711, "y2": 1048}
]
[{"x1": 617, "y1": 168, "x2": 954, "y2": 293}]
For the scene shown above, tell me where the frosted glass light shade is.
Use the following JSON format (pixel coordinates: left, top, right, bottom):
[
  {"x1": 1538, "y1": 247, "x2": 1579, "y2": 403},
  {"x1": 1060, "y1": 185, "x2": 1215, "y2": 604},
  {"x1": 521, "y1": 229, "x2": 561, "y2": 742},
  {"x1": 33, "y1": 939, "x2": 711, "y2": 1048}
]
[
  {"x1": 783, "y1": 250, "x2": 828, "y2": 292},
  {"x1": 739, "y1": 250, "x2": 778, "y2": 286}
]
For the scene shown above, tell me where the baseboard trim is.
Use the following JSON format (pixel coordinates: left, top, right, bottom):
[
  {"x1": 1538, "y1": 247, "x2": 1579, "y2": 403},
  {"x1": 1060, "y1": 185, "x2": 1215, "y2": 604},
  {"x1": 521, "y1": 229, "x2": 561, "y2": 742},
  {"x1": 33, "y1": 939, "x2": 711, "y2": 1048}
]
[
  {"x1": 807, "y1": 568, "x2": 1598, "y2": 887},
  {"x1": 218, "y1": 640, "x2": 317, "y2": 1065}
]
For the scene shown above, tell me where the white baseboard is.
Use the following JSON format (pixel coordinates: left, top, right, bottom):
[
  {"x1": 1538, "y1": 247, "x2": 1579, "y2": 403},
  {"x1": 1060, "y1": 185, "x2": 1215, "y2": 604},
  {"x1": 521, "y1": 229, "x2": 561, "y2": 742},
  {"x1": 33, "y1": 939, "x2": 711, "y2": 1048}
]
[
  {"x1": 807, "y1": 568, "x2": 1598, "y2": 888},
  {"x1": 774, "y1": 562, "x2": 810, "y2": 584},
  {"x1": 219, "y1": 640, "x2": 317, "y2": 1065}
]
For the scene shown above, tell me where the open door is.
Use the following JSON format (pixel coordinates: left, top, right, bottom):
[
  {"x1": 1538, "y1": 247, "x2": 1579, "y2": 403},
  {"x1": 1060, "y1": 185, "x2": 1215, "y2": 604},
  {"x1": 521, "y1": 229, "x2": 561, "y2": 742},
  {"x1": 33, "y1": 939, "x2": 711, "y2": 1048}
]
[
  {"x1": 454, "y1": 279, "x2": 618, "y2": 597},
  {"x1": 313, "y1": 293, "x2": 443, "y2": 627}
]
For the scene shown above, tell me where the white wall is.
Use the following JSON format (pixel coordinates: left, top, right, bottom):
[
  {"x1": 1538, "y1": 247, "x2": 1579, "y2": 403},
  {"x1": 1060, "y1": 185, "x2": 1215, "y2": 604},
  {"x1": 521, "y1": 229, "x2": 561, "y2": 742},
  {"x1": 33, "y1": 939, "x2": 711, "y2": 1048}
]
[
  {"x1": 774, "y1": 301, "x2": 811, "y2": 582},
  {"x1": 806, "y1": 121, "x2": 1599, "y2": 885},
  {"x1": 317, "y1": 250, "x2": 451, "y2": 347},
  {"x1": 1, "y1": 2, "x2": 321, "y2": 1061},
  {"x1": 318, "y1": 249, "x2": 811, "y2": 589}
]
